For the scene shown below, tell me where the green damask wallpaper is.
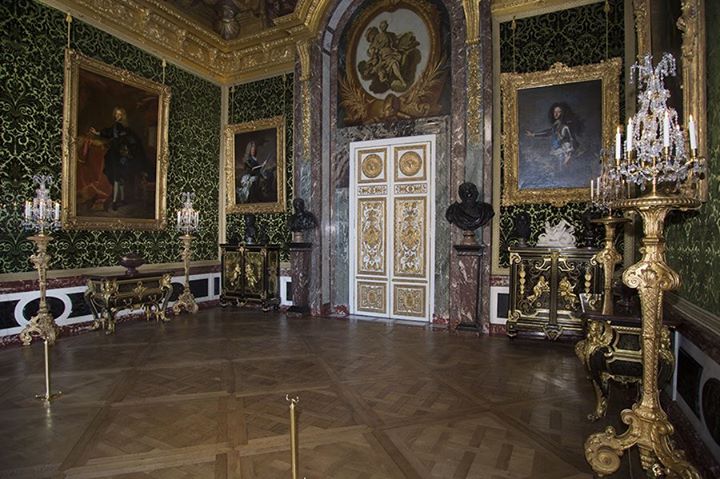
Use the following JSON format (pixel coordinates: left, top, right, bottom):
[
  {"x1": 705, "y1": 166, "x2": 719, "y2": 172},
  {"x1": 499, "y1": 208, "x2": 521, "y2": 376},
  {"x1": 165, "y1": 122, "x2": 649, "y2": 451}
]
[
  {"x1": 227, "y1": 75, "x2": 294, "y2": 256},
  {"x1": 666, "y1": 1, "x2": 720, "y2": 315},
  {"x1": 497, "y1": 0, "x2": 625, "y2": 267},
  {"x1": 0, "y1": 0, "x2": 220, "y2": 273}
]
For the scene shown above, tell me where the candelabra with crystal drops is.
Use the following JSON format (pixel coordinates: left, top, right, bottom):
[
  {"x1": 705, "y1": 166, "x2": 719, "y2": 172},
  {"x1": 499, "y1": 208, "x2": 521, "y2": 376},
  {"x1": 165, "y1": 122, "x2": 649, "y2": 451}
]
[
  {"x1": 588, "y1": 152, "x2": 629, "y2": 316},
  {"x1": 19, "y1": 175, "x2": 63, "y2": 402},
  {"x1": 173, "y1": 192, "x2": 199, "y2": 315},
  {"x1": 20, "y1": 175, "x2": 61, "y2": 347},
  {"x1": 584, "y1": 53, "x2": 704, "y2": 478}
]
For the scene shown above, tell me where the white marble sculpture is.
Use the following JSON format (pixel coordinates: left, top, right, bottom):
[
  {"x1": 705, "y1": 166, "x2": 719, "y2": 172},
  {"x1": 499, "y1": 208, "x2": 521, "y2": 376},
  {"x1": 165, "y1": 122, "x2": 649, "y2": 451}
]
[{"x1": 536, "y1": 219, "x2": 576, "y2": 247}]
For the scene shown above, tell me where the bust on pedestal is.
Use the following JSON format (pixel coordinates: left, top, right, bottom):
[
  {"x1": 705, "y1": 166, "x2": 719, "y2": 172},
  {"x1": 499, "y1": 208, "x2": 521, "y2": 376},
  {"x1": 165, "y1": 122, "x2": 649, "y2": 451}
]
[
  {"x1": 288, "y1": 198, "x2": 317, "y2": 314},
  {"x1": 446, "y1": 182, "x2": 494, "y2": 333}
]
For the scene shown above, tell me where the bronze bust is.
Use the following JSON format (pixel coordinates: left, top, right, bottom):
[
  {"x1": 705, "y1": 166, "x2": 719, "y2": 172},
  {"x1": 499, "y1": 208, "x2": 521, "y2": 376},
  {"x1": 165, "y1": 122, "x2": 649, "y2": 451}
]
[
  {"x1": 288, "y1": 198, "x2": 317, "y2": 232},
  {"x1": 445, "y1": 182, "x2": 494, "y2": 232}
]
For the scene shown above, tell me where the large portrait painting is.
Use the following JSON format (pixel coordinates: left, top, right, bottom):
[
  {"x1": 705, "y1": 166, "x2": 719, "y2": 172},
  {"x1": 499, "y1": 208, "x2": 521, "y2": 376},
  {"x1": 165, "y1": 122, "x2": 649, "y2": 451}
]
[
  {"x1": 338, "y1": 0, "x2": 450, "y2": 127},
  {"x1": 61, "y1": 49, "x2": 170, "y2": 230},
  {"x1": 224, "y1": 116, "x2": 286, "y2": 214},
  {"x1": 501, "y1": 59, "x2": 621, "y2": 206}
]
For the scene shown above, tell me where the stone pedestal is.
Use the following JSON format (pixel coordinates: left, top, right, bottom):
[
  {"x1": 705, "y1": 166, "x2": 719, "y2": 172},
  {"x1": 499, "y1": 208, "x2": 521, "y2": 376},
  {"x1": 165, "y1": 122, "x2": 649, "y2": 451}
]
[
  {"x1": 288, "y1": 241, "x2": 313, "y2": 314},
  {"x1": 450, "y1": 243, "x2": 486, "y2": 333}
]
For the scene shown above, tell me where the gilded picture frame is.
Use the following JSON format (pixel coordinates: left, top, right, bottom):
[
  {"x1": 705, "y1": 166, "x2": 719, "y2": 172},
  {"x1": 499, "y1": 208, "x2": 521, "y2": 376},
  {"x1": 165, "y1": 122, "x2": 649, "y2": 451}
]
[
  {"x1": 224, "y1": 116, "x2": 286, "y2": 214},
  {"x1": 501, "y1": 59, "x2": 621, "y2": 206},
  {"x1": 61, "y1": 49, "x2": 171, "y2": 230}
]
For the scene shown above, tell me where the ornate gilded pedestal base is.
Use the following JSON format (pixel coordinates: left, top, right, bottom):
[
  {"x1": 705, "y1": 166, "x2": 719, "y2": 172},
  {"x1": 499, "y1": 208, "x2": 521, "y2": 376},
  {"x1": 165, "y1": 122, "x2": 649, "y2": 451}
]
[
  {"x1": 590, "y1": 216, "x2": 630, "y2": 316},
  {"x1": 584, "y1": 195, "x2": 700, "y2": 478},
  {"x1": 20, "y1": 234, "x2": 59, "y2": 346},
  {"x1": 173, "y1": 234, "x2": 198, "y2": 315}
]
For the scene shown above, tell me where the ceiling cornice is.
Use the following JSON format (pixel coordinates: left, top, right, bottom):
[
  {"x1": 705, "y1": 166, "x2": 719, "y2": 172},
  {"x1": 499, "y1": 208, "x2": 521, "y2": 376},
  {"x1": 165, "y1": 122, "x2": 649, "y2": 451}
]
[{"x1": 40, "y1": 0, "x2": 326, "y2": 85}]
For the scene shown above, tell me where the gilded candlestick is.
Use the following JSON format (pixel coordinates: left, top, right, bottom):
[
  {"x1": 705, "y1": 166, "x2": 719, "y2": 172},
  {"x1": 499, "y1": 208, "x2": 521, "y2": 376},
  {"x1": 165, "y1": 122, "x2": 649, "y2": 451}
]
[
  {"x1": 20, "y1": 234, "x2": 58, "y2": 345},
  {"x1": 590, "y1": 215, "x2": 629, "y2": 315},
  {"x1": 584, "y1": 195, "x2": 700, "y2": 478},
  {"x1": 172, "y1": 234, "x2": 198, "y2": 315}
]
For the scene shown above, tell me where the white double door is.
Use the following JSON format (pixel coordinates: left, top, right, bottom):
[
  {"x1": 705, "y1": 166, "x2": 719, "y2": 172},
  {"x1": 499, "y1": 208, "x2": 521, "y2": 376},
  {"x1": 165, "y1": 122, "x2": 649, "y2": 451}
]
[{"x1": 349, "y1": 135, "x2": 435, "y2": 322}]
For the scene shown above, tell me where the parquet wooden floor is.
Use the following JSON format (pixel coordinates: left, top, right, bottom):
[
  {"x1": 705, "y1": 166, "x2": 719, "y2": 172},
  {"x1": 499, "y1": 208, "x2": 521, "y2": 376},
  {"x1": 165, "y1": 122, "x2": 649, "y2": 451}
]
[{"x1": 0, "y1": 309, "x2": 644, "y2": 478}]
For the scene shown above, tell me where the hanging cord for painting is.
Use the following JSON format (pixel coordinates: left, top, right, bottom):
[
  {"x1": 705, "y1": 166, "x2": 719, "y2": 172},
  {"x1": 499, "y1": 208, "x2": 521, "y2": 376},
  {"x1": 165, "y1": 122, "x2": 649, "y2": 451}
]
[
  {"x1": 66, "y1": 13, "x2": 72, "y2": 50},
  {"x1": 604, "y1": 0, "x2": 610, "y2": 60},
  {"x1": 511, "y1": 16, "x2": 517, "y2": 73},
  {"x1": 162, "y1": 59, "x2": 167, "y2": 84}
]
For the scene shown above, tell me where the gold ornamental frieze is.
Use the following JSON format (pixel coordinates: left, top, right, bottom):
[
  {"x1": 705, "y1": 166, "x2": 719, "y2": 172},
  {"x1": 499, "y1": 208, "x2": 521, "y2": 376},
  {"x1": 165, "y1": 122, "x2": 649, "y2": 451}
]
[
  {"x1": 394, "y1": 183, "x2": 427, "y2": 195},
  {"x1": 358, "y1": 185, "x2": 388, "y2": 196}
]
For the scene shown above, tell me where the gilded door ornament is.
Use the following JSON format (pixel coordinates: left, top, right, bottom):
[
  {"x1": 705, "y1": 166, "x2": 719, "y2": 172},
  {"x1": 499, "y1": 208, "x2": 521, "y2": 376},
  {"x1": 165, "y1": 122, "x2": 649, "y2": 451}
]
[
  {"x1": 358, "y1": 199, "x2": 386, "y2": 274},
  {"x1": 358, "y1": 148, "x2": 386, "y2": 183},
  {"x1": 394, "y1": 197, "x2": 425, "y2": 277},
  {"x1": 357, "y1": 281, "x2": 386, "y2": 313},
  {"x1": 361, "y1": 154, "x2": 383, "y2": 178},
  {"x1": 558, "y1": 276, "x2": 578, "y2": 310},
  {"x1": 393, "y1": 284, "x2": 425, "y2": 317},
  {"x1": 398, "y1": 151, "x2": 422, "y2": 176}
]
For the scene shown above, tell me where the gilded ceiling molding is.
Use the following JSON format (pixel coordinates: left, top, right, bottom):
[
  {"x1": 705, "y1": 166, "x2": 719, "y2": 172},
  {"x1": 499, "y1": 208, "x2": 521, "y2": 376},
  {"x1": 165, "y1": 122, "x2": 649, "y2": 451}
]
[
  {"x1": 463, "y1": 0, "x2": 481, "y2": 45},
  {"x1": 491, "y1": 0, "x2": 598, "y2": 17},
  {"x1": 296, "y1": 40, "x2": 312, "y2": 81},
  {"x1": 41, "y1": 0, "x2": 318, "y2": 84}
]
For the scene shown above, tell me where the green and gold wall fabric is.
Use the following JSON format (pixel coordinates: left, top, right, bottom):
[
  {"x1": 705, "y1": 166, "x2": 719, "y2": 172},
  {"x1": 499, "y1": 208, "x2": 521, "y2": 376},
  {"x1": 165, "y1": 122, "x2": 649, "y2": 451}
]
[
  {"x1": 497, "y1": 0, "x2": 625, "y2": 267},
  {"x1": 666, "y1": 1, "x2": 720, "y2": 316},
  {"x1": 227, "y1": 75, "x2": 294, "y2": 257},
  {"x1": 0, "y1": 0, "x2": 220, "y2": 274}
]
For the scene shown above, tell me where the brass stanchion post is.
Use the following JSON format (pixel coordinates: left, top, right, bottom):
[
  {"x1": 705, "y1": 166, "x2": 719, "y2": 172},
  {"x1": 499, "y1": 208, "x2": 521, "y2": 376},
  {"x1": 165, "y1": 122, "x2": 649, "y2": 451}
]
[
  {"x1": 286, "y1": 395, "x2": 300, "y2": 479},
  {"x1": 35, "y1": 339, "x2": 61, "y2": 402}
]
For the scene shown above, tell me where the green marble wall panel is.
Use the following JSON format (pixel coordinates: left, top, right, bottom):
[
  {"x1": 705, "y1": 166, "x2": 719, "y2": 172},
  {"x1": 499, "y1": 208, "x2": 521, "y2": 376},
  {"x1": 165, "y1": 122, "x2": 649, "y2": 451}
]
[
  {"x1": 497, "y1": 0, "x2": 625, "y2": 267},
  {"x1": 227, "y1": 75, "x2": 294, "y2": 258},
  {"x1": 0, "y1": 0, "x2": 221, "y2": 274},
  {"x1": 666, "y1": 1, "x2": 720, "y2": 316}
]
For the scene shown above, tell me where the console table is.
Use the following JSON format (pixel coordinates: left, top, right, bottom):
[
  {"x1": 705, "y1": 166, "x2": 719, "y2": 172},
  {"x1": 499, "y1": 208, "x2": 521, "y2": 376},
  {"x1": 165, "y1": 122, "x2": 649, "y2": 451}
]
[
  {"x1": 220, "y1": 244, "x2": 280, "y2": 311},
  {"x1": 507, "y1": 247, "x2": 600, "y2": 340},
  {"x1": 576, "y1": 312, "x2": 676, "y2": 421},
  {"x1": 84, "y1": 272, "x2": 173, "y2": 334}
]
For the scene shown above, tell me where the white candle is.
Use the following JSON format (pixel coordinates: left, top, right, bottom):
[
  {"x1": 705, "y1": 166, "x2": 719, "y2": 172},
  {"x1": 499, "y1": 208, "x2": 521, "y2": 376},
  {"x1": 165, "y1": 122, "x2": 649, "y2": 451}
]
[
  {"x1": 615, "y1": 126, "x2": 622, "y2": 160},
  {"x1": 177, "y1": 210, "x2": 181, "y2": 226},
  {"x1": 39, "y1": 201, "x2": 44, "y2": 218},
  {"x1": 689, "y1": 114, "x2": 697, "y2": 151},
  {"x1": 626, "y1": 118, "x2": 633, "y2": 152},
  {"x1": 663, "y1": 111, "x2": 671, "y2": 147},
  {"x1": 24, "y1": 201, "x2": 31, "y2": 220},
  {"x1": 54, "y1": 202, "x2": 60, "y2": 221}
]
